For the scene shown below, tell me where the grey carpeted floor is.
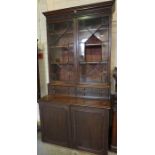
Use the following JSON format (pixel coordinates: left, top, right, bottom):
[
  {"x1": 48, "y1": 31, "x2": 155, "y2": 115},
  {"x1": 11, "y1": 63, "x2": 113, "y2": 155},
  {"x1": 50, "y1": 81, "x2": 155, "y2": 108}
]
[{"x1": 37, "y1": 132, "x2": 117, "y2": 155}]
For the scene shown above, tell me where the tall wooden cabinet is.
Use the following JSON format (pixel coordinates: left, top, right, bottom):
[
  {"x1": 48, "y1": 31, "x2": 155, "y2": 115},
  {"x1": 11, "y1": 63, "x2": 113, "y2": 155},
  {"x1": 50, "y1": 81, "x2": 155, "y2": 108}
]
[{"x1": 38, "y1": 1, "x2": 114, "y2": 155}]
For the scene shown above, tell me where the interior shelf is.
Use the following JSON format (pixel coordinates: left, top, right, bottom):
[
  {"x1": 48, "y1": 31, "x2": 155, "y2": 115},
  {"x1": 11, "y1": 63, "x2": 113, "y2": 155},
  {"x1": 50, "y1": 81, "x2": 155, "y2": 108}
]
[
  {"x1": 79, "y1": 27, "x2": 109, "y2": 32},
  {"x1": 50, "y1": 44, "x2": 74, "y2": 48},
  {"x1": 85, "y1": 43, "x2": 102, "y2": 46},
  {"x1": 50, "y1": 31, "x2": 73, "y2": 35},
  {"x1": 51, "y1": 62, "x2": 74, "y2": 65},
  {"x1": 50, "y1": 81, "x2": 110, "y2": 89},
  {"x1": 79, "y1": 61, "x2": 108, "y2": 64}
]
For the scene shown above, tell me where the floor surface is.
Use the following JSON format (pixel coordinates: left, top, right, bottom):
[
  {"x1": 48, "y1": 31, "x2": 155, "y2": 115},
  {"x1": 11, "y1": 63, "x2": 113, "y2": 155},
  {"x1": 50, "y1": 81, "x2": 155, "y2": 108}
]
[{"x1": 37, "y1": 132, "x2": 117, "y2": 155}]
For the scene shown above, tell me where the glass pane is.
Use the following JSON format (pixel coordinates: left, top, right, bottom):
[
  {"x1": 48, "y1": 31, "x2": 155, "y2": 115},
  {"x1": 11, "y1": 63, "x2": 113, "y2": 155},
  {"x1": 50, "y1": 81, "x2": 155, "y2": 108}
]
[
  {"x1": 78, "y1": 16, "x2": 109, "y2": 31},
  {"x1": 50, "y1": 46, "x2": 74, "y2": 64},
  {"x1": 80, "y1": 63, "x2": 108, "y2": 83},
  {"x1": 48, "y1": 21, "x2": 73, "y2": 46},
  {"x1": 48, "y1": 22, "x2": 73, "y2": 34},
  {"x1": 51, "y1": 64, "x2": 75, "y2": 81}
]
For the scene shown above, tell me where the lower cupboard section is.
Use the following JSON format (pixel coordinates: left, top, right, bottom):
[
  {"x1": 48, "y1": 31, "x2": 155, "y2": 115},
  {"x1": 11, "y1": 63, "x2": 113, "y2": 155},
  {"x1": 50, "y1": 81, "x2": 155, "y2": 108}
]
[{"x1": 39, "y1": 102, "x2": 110, "y2": 155}]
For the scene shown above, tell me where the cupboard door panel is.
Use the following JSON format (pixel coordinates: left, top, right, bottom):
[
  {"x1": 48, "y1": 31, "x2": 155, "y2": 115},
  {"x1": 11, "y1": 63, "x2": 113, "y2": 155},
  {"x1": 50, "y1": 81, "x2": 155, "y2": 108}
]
[
  {"x1": 39, "y1": 103, "x2": 70, "y2": 147},
  {"x1": 71, "y1": 106, "x2": 109, "y2": 155}
]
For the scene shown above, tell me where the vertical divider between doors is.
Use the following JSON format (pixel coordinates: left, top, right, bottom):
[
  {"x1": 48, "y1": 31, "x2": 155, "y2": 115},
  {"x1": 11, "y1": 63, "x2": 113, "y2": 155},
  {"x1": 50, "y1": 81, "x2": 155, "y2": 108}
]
[
  {"x1": 73, "y1": 17, "x2": 79, "y2": 84},
  {"x1": 108, "y1": 10, "x2": 112, "y2": 99},
  {"x1": 69, "y1": 105, "x2": 76, "y2": 148}
]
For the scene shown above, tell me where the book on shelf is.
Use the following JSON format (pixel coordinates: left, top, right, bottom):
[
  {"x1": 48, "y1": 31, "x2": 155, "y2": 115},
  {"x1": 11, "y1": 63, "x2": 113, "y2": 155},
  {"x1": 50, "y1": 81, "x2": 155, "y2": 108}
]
[
  {"x1": 92, "y1": 46, "x2": 102, "y2": 62},
  {"x1": 69, "y1": 71, "x2": 74, "y2": 81},
  {"x1": 85, "y1": 46, "x2": 102, "y2": 62},
  {"x1": 68, "y1": 52, "x2": 74, "y2": 63},
  {"x1": 63, "y1": 51, "x2": 69, "y2": 63},
  {"x1": 85, "y1": 49, "x2": 92, "y2": 62}
]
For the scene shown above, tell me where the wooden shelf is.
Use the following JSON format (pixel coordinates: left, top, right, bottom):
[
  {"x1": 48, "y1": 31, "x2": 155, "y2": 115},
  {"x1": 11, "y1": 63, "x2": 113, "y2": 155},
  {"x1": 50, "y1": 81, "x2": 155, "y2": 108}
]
[
  {"x1": 85, "y1": 43, "x2": 102, "y2": 46},
  {"x1": 50, "y1": 31, "x2": 73, "y2": 35},
  {"x1": 85, "y1": 41, "x2": 109, "y2": 45},
  {"x1": 79, "y1": 27, "x2": 109, "y2": 33},
  {"x1": 50, "y1": 81, "x2": 75, "y2": 87},
  {"x1": 50, "y1": 44, "x2": 73, "y2": 48},
  {"x1": 39, "y1": 94, "x2": 111, "y2": 109},
  {"x1": 51, "y1": 62, "x2": 74, "y2": 65},
  {"x1": 50, "y1": 81, "x2": 110, "y2": 89},
  {"x1": 79, "y1": 61, "x2": 108, "y2": 64},
  {"x1": 79, "y1": 41, "x2": 109, "y2": 45},
  {"x1": 77, "y1": 83, "x2": 110, "y2": 89},
  {"x1": 50, "y1": 45, "x2": 73, "y2": 48}
]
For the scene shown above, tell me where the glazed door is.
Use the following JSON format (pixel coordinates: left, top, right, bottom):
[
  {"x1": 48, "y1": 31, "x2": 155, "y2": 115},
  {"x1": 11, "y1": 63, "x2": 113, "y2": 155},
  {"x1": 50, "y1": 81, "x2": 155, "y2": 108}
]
[
  {"x1": 77, "y1": 15, "x2": 110, "y2": 84},
  {"x1": 75, "y1": 15, "x2": 111, "y2": 99},
  {"x1": 71, "y1": 105, "x2": 109, "y2": 155},
  {"x1": 47, "y1": 20, "x2": 76, "y2": 83}
]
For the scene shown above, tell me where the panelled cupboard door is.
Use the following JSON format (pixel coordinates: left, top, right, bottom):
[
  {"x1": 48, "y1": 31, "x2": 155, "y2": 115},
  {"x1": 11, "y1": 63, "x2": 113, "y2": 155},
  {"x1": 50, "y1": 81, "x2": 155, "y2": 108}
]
[
  {"x1": 39, "y1": 103, "x2": 71, "y2": 147},
  {"x1": 71, "y1": 106, "x2": 109, "y2": 155}
]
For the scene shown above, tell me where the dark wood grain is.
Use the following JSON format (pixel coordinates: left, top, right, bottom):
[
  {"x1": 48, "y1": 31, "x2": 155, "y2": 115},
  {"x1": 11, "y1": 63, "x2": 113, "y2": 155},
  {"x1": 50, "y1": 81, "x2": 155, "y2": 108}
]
[
  {"x1": 39, "y1": 95, "x2": 111, "y2": 109},
  {"x1": 71, "y1": 105, "x2": 109, "y2": 155},
  {"x1": 39, "y1": 102, "x2": 71, "y2": 147},
  {"x1": 43, "y1": 1, "x2": 114, "y2": 17}
]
